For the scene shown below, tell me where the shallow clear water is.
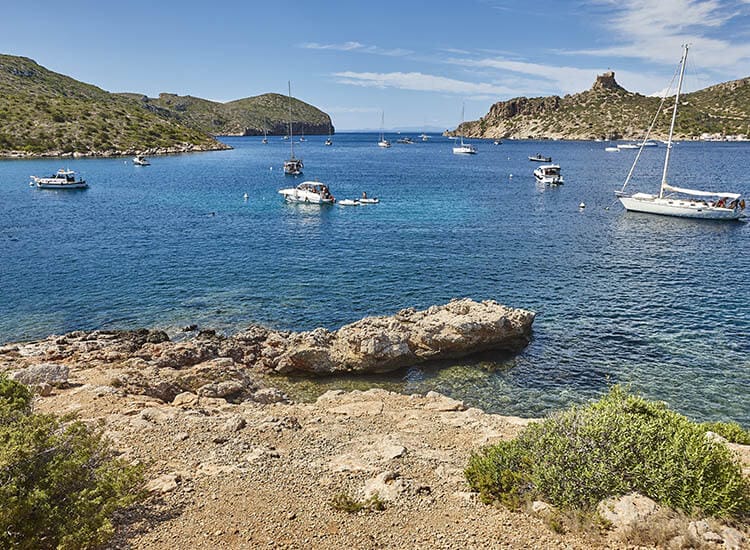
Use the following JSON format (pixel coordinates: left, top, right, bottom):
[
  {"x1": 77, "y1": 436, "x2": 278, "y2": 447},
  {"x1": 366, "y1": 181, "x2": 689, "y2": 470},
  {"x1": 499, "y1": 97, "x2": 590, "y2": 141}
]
[{"x1": 1, "y1": 135, "x2": 748, "y2": 425}]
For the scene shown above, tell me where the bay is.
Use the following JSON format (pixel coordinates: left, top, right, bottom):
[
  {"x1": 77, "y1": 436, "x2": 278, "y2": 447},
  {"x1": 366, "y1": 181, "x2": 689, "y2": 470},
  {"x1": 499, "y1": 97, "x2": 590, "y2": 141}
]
[{"x1": 1, "y1": 134, "x2": 748, "y2": 425}]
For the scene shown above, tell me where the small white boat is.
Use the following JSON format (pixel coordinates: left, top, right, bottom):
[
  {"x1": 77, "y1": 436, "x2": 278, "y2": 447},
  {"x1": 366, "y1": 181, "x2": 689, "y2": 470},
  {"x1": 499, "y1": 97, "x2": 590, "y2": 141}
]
[
  {"x1": 133, "y1": 155, "x2": 150, "y2": 166},
  {"x1": 420, "y1": 133, "x2": 429, "y2": 141},
  {"x1": 616, "y1": 45, "x2": 745, "y2": 220},
  {"x1": 359, "y1": 197, "x2": 380, "y2": 204},
  {"x1": 283, "y1": 81, "x2": 303, "y2": 176},
  {"x1": 605, "y1": 146, "x2": 620, "y2": 152},
  {"x1": 493, "y1": 140, "x2": 501, "y2": 145},
  {"x1": 396, "y1": 137, "x2": 414, "y2": 144},
  {"x1": 325, "y1": 138, "x2": 333, "y2": 146},
  {"x1": 378, "y1": 111, "x2": 391, "y2": 148},
  {"x1": 338, "y1": 199, "x2": 359, "y2": 206},
  {"x1": 278, "y1": 181, "x2": 335, "y2": 204},
  {"x1": 617, "y1": 143, "x2": 639, "y2": 150},
  {"x1": 528, "y1": 154, "x2": 551, "y2": 162},
  {"x1": 533, "y1": 164, "x2": 564, "y2": 185},
  {"x1": 452, "y1": 103, "x2": 477, "y2": 155},
  {"x1": 30, "y1": 169, "x2": 88, "y2": 189}
]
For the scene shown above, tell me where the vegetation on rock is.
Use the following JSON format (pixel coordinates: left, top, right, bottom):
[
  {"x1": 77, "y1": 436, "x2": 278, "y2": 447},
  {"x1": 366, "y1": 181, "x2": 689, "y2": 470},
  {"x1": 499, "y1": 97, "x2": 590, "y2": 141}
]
[
  {"x1": 453, "y1": 72, "x2": 750, "y2": 140},
  {"x1": 0, "y1": 375, "x2": 144, "y2": 549},
  {"x1": 465, "y1": 386, "x2": 750, "y2": 519},
  {"x1": 121, "y1": 92, "x2": 333, "y2": 137},
  {"x1": 0, "y1": 54, "x2": 228, "y2": 156}
]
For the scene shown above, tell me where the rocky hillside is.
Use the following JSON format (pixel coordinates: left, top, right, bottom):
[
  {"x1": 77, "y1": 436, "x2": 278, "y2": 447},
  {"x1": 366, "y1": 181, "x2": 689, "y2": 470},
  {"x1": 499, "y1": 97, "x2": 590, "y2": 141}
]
[
  {"x1": 453, "y1": 72, "x2": 750, "y2": 140},
  {"x1": 0, "y1": 54, "x2": 229, "y2": 157},
  {"x1": 120, "y1": 91, "x2": 334, "y2": 137}
]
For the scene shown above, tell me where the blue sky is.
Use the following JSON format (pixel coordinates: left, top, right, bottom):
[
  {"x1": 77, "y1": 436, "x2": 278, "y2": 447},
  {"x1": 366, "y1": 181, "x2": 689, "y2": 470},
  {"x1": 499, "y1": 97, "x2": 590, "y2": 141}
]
[{"x1": 2, "y1": 0, "x2": 750, "y2": 130}]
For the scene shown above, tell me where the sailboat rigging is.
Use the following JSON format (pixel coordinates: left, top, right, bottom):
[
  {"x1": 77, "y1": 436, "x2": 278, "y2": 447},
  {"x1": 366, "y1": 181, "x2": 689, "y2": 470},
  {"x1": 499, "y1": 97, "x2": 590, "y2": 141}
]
[
  {"x1": 452, "y1": 103, "x2": 476, "y2": 155},
  {"x1": 615, "y1": 45, "x2": 745, "y2": 220},
  {"x1": 378, "y1": 111, "x2": 391, "y2": 148},
  {"x1": 283, "y1": 81, "x2": 303, "y2": 176}
]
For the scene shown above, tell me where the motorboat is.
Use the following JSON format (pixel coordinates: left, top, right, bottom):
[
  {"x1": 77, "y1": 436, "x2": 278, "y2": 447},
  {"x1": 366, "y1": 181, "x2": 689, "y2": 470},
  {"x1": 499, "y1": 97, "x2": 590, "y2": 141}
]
[
  {"x1": 615, "y1": 45, "x2": 745, "y2": 220},
  {"x1": 533, "y1": 164, "x2": 564, "y2": 185},
  {"x1": 284, "y1": 81, "x2": 303, "y2": 176},
  {"x1": 420, "y1": 133, "x2": 429, "y2": 141},
  {"x1": 338, "y1": 199, "x2": 359, "y2": 206},
  {"x1": 528, "y1": 154, "x2": 551, "y2": 162},
  {"x1": 396, "y1": 137, "x2": 414, "y2": 144},
  {"x1": 604, "y1": 146, "x2": 620, "y2": 152},
  {"x1": 617, "y1": 143, "x2": 639, "y2": 150},
  {"x1": 493, "y1": 140, "x2": 502, "y2": 145},
  {"x1": 133, "y1": 155, "x2": 150, "y2": 166},
  {"x1": 325, "y1": 138, "x2": 333, "y2": 146},
  {"x1": 278, "y1": 181, "x2": 335, "y2": 204},
  {"x1": 30, "y1": 169, "x2": 88, "y2": 189},
  {"x1": 359, "y1": 197, "x2": 380, "y2": 204}
]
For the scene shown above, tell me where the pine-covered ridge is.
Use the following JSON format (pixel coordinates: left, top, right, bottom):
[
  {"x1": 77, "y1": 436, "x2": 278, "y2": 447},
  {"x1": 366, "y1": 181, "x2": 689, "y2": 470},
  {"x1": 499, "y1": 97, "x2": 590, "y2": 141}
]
[
  {"x1": 450, "y1": 72, "x2": 750, "y2": 141},
  {"x1": 0, "y1": 54, "x2": 332, "y2": 158}
]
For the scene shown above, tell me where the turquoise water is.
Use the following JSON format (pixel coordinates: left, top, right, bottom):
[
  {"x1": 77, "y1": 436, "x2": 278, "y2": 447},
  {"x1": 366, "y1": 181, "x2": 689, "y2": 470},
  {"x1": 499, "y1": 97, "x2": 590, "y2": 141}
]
[{"x1": 1, "y1": 134, "x2": 748, "y2": 425}]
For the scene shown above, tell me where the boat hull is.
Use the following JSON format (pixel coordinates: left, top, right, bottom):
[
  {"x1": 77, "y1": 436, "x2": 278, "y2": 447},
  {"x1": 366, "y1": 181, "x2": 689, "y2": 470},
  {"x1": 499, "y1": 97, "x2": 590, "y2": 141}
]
[
  {"x1": 35, "y1": 182, "x2": 88, "y2": 189},
  {"x1": 453, "y1": 146, "x2": 476, "y2": 155},
  {"x1": 618, "y1": 196, "x2": 743, "y2": 220}
]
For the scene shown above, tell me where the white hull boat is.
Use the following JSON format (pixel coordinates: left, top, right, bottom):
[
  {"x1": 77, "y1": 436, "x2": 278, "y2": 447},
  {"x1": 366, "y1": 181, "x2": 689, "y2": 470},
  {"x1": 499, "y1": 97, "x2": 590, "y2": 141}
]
[
  {"x1": 31, "y1": 169, "x2": 88, "y2": 189},
  {"x1": 377, "y1": 111, "x2": 390, "y2": 148},
  {"x1": 284, "y1": 81, "x2": 303, "y2": 176},
  {"x1": 534, "y1": 164, "x2": 564, "y2": 185},
  {"x1": 452, "y1": 103, "x2": 476, "y2": 154},
  {"x1": 616, "y1": 45, "x2": 745, "y2": 221},
  {"x1": 279, "y1": 181, "x2": 335, "y2": 204},
  {"x1": 604, "y1": 147, "x2": 620, "y2": 152},
  {"x1": 133, "y1": 155, "x2": 150, "y2": 166}
]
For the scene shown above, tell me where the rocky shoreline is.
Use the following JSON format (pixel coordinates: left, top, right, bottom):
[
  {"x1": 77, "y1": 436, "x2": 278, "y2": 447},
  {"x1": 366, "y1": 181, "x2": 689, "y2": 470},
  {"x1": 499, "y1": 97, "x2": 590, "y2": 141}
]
[
  {"x1": 1, "y1": 299, "x2": 748, "y2": 549},
  {"x1": 0, "y1": 141, "x2": 232, "y2": 159}
]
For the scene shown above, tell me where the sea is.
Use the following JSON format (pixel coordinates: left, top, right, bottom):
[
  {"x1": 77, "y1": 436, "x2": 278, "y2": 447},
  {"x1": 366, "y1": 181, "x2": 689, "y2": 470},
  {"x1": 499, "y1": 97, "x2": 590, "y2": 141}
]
[{"x1": 1, "y1": 134, "x2": 748, "y2": 426}]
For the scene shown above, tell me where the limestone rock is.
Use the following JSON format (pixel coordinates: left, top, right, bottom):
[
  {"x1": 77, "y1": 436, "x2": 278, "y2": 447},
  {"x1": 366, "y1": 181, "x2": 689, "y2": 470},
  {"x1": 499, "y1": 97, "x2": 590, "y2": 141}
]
[
  {"x1": 11, "y1": 363, "x2": 69, "y2": 387},
  {"x1": 597, "y1": 493, "x2": 660, "y2": 530},
  {"x1": 223, "y1": 415, "x2": 247, "y2": 432},
  {"x1": 721, "y1": 526, "x2": 746, "y2": 550},
  {"x1": 252, "y1": 387, "x2": 289, "y2": 404},
  {"x1": 269, "y1": 299, "x2": 534, "y2": 375},
  {"x1": 363, "y1": 471, "x2": 406, "y2": 501},
  {"x1": 145, "y1": 473, "x2": 180, "y2": 494}
]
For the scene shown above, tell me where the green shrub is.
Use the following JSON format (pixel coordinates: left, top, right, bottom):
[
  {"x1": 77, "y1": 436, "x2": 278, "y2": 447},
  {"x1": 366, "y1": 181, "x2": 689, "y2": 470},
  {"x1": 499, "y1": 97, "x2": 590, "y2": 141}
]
[
  {"x1": 699, "y1": 421, "x2": 750, "y2": 445},
  {"x1": 465, "y1": 386, "x2": 750, "y2": 519},
  {"x1": 328, "y1": 492, "x2": 386, "y2": 513},
  {"x1": 0, "y1": 375, "x2": 144, "y2": 549}
]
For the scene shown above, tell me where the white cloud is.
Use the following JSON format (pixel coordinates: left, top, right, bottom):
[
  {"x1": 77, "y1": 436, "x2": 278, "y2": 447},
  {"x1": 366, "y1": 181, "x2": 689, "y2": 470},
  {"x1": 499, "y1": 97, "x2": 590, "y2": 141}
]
[
  {"x1": 333, "y1": 71, "x2": 512, "y2": 95},
  {"x1": 300, "y1": 41, "x2": 412, "y2": 57},
  {"x1": 568, "y1": 0, "x2": 750, "y2": 69}
]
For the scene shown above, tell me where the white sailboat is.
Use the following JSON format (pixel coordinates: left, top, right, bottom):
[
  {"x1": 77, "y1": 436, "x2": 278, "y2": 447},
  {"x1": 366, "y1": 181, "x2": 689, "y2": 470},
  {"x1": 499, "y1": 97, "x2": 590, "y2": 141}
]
[
  {"x1": 378, "y1": 111, "x2": 391, "y2": 148},
  {"x1": 283, "y1": 81, "x2": 303, "y2": 176},
  {"x1": 262, "y1": 121, "x2": 268, "y2": 144},
  {"x1": 616, "y1": 45, "x2": 745, "y2": 220},
  {"x1": 453, "y1": 104, "x2": 476, "y2": 155}
]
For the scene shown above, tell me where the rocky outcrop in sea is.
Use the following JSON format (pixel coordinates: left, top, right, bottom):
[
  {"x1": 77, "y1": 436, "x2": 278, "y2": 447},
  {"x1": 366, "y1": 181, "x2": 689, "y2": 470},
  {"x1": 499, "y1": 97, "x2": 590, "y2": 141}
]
[{"x1": 0, "y1": 299, "x2": 534, "y2": 401}]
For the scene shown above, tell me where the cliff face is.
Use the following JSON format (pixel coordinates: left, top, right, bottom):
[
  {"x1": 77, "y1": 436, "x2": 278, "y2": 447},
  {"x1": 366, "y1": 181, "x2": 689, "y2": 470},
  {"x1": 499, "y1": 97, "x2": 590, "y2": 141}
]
[{"x1": 451, "y1": 72, "x2": 750, "y2": 140}]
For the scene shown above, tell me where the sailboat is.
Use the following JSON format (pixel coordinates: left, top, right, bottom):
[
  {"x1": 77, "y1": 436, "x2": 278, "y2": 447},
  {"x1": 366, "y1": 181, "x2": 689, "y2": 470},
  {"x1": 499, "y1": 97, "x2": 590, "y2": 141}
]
[
  {"x1": 616, "y1": 45, "x2": 745, "y2": 220},
  {"x1": 452, "y1": 104, "x2": 476, "y2": 155},
  {"x1": 261, "y1": 121, "x2": 268, "y2": 144},
  {"x1": 283, "y1": 81, "x2": 303, "y2": 176},
  {"x1": 378, "y1": 111, "x2": 391, "y2": 148}
]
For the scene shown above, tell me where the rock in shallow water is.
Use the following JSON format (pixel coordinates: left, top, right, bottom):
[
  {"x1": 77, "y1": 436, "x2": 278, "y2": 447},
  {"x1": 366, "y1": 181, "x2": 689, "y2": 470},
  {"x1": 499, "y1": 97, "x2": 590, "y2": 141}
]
[{"x1": 267, "y1": 298, "x2": 535, "y2": 375}]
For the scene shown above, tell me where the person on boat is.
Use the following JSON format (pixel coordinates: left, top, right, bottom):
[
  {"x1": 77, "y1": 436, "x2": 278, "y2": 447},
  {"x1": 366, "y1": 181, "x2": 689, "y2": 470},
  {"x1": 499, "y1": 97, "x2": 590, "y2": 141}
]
[{"x1": 362, "y1": 191, "x2": 367, "y2": 199}]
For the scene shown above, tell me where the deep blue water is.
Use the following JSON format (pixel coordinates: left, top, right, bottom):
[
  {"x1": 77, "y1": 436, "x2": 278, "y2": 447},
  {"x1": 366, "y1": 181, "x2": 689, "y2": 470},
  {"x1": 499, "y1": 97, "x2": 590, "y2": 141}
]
[{"x1": 1, "y1": 134, "x2": 748, "y2": 425}]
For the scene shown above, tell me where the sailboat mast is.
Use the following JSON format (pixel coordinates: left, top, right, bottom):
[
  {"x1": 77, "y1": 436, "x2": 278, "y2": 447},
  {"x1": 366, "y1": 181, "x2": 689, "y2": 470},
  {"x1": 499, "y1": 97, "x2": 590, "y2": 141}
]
[
  {"x1": 660, "y1": 45, "x2": 688, "y2": 197},
  {"x1": 288, "y1": 81, "x2": 295, "y2": 160}
]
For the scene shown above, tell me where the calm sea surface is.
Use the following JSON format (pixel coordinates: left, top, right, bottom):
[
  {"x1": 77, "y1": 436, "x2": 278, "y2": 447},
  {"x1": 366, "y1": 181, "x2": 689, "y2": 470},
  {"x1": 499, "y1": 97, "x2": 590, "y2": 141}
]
[{"x1": 1, "y1": 134, "x2": 748, "y2": 425}]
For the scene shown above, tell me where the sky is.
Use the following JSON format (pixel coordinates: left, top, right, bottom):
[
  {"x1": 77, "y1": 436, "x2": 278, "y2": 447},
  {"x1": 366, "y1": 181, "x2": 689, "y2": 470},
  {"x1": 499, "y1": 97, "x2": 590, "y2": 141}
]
[{"x1": 2, "y1": 0, "x2": 750, "y2": 131}]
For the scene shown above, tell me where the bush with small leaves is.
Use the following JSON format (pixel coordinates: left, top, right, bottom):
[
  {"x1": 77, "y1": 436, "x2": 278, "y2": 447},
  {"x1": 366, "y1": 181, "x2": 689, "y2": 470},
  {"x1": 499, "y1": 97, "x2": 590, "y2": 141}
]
[
  {"x1": 0, "y1": 375, "x2": 144, "y2": 549},
  {"x1": 466, "y1": 386, "x2": 750, "y2": 519}
]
